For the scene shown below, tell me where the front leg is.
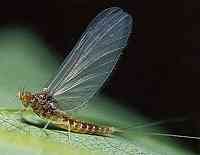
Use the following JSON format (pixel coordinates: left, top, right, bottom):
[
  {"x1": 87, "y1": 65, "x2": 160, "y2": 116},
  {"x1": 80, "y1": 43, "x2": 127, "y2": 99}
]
[{"x1": 18, "y1": 106, "x2": 33, "y2": 121}]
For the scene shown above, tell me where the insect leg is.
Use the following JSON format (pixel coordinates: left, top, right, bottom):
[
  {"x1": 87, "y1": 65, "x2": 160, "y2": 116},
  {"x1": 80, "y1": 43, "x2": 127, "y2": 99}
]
[
  {"x1": 43, "y1": 121, "x2": 50, "y2": 129},
  {"x1": 66, "y1": 120, "x2": 71, "y2": 143},
  {"x1": 40, "y1": 120, "x2": 50, "y2": 136},
  {"x1": 17, "y1": 107, "x2": 28, "y2": 121}
]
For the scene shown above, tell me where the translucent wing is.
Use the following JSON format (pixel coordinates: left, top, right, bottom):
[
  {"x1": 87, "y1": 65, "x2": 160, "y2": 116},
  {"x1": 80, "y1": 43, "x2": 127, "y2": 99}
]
[{"x1": 46, "y1": 7, "x2": 133, "y2": 111}]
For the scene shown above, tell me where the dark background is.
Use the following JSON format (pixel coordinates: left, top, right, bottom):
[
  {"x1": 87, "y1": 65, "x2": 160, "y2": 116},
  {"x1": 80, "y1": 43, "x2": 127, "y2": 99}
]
[{"x1": 0, "y1": 0, "x2": 198, "y2": 153}]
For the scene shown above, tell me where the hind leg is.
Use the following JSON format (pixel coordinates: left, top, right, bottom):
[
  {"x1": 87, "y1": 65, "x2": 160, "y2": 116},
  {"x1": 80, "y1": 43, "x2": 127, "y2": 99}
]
[{"x1": 66, "y1": 120, "x2": 71, "y2": 143}]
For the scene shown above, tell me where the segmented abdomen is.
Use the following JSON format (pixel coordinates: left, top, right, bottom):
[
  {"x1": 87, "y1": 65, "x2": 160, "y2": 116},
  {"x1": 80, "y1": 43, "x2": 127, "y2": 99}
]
[
  {"x1": 51, "y1": 111, "x2": 113, "y2": 136},
  {"x1": 29, "y1": 95, "x2": 114, "y2": 136}
]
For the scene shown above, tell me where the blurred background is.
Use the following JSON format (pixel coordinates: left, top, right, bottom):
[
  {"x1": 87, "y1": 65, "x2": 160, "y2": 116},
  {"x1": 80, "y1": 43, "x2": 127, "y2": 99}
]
[{"x1": 0, "y1": 0, "x2": 198, "y2": 153}]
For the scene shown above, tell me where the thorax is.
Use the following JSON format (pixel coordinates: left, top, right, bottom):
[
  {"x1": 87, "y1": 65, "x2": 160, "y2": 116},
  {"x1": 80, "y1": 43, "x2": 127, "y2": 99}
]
[{"x1": 29, "y1": 92, "x2": 58, "y2": 118}]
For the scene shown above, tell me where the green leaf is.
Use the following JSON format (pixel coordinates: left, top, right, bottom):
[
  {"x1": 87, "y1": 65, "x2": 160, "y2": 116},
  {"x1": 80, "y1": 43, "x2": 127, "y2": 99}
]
[
  {"x1": 0, "y1": 99, "x2": 196, "y2": 155},
  {"x1": 0, "y1": 27, "x2": 196, "y2": 155}
]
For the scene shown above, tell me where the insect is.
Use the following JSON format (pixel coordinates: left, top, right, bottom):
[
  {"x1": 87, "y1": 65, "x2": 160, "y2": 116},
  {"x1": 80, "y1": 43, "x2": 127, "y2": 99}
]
[{"x1": 17, "y1": 7, "x2": 132, "y2": 136}]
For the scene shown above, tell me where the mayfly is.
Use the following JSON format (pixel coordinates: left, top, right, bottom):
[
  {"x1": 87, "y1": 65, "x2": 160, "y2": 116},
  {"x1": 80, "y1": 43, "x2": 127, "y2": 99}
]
[{"x1": 17, "y1": 7, "x2": 132, "y2": 136}]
